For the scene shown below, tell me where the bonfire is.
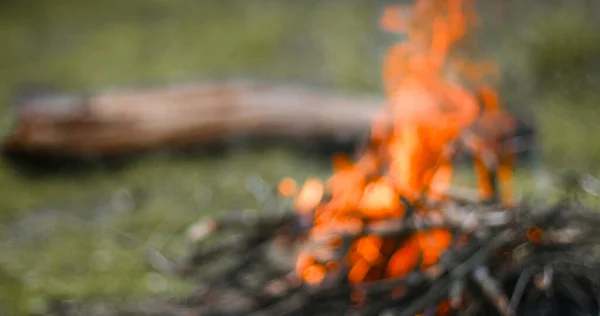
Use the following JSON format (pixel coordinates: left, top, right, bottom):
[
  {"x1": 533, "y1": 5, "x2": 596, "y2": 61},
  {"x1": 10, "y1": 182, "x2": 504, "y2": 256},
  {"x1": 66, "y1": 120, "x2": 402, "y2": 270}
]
[{"x1": 144, "y1": 1, "x2": 600, "y2": 316}]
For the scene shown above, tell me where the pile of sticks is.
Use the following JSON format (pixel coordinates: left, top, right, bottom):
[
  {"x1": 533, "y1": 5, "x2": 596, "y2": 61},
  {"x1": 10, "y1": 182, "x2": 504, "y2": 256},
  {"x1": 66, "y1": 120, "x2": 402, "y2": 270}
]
[{"x1": 164, "y1": 194, "x2": 600, "y2": 316}]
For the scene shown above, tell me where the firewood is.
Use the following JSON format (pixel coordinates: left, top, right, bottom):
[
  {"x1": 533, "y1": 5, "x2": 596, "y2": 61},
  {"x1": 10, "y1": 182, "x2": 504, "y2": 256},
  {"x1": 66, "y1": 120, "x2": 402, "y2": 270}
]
[{"x1": 150, "y1": 199, "x2": 600, "y2": 316}]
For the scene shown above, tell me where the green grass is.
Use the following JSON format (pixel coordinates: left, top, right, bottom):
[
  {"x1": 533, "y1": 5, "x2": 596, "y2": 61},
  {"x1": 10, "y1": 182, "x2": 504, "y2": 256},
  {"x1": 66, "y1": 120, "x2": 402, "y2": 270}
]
[
  {"x1": 0, "y1": 149, "x2": 331, "y2": 314},
  {"x1": 501, "y1": 3, "x2": 600, "y2": 173}
]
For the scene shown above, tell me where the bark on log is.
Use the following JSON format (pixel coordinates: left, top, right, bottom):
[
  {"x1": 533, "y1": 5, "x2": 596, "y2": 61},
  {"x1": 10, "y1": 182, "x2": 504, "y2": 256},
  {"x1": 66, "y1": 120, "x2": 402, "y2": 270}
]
[{"x1": 2, "y1": 80, "x2": 382, "y2": 158}]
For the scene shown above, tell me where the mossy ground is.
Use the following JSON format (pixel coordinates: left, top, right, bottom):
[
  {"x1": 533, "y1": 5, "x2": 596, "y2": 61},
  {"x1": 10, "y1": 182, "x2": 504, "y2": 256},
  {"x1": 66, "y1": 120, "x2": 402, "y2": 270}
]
[{"x1": 1, "y1": 0, "x2": 600, "y2": 314}]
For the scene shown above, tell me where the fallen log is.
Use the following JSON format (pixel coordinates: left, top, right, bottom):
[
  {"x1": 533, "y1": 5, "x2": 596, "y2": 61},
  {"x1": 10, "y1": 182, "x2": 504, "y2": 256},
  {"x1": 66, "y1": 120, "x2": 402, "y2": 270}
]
[{"x1": 2, "y1": 80, "x2": 382, "y2": 158}]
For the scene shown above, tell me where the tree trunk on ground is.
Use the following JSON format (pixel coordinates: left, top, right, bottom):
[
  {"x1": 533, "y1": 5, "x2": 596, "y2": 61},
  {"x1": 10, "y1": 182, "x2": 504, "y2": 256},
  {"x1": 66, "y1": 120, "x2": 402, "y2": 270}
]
[{"x1": 2, "y1": 80, "x2": 382, "y2": 158}]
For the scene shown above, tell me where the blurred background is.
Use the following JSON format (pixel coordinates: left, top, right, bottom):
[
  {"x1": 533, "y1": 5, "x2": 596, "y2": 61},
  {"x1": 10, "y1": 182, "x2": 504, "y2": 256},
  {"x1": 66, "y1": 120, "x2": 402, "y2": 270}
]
[{"x1": 1, "y1": 0, "x2": 600, "y2": 314}]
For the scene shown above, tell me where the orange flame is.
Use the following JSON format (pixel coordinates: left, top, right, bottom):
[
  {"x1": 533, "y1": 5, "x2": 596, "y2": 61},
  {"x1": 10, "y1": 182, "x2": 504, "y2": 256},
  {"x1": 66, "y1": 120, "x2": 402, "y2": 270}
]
[{"x1": 285, "y1": 0, "x2": 516, "y2": 301}]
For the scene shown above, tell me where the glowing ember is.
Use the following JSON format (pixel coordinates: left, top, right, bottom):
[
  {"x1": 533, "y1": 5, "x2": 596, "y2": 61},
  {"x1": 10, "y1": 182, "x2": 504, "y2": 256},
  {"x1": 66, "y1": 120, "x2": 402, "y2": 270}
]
[
  {"x1": 278, "y1": 177, "x2": 298, "y2": 198},
  {"x1": 281, "y1": 0, "x2": 517, "y2": 299}
]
